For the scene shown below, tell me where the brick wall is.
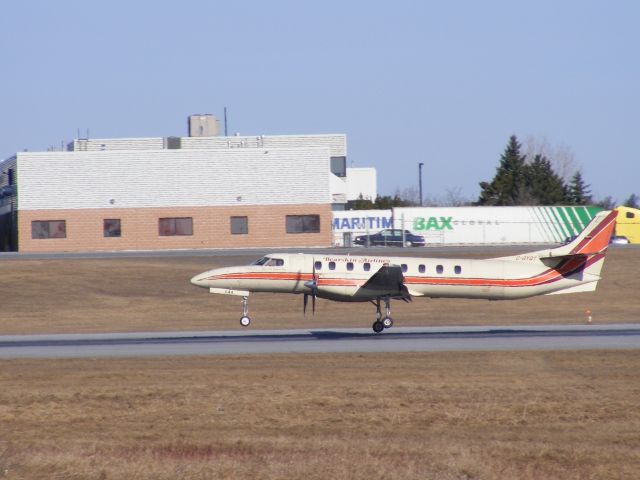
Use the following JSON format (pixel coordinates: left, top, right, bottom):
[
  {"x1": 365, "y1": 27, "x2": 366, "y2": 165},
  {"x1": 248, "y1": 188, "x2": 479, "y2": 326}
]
[{"x1": 18, "y1": 204, "x2": 333, "y2": 253}]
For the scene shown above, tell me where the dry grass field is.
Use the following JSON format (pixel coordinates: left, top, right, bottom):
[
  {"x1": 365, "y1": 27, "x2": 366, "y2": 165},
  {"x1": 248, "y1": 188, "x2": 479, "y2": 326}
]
[
  {"x1": 0, "y1": 351, "x2": 639, "y2": 479},
  {"x1": 0, "y1": 247, "x2": 638, "y2": 334},
  {"x1": 1, "y1": 248, "x2": 639, "y2": 479}
]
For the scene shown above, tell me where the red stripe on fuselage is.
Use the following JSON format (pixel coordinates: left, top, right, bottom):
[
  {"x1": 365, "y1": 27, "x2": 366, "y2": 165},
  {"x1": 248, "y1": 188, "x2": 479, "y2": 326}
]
[{"x1": 203, "y1": 254, "x2": 602, "y2": 289}]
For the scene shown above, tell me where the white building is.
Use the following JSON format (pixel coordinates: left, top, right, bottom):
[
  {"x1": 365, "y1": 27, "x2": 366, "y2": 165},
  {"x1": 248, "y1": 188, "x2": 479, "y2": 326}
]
[
  {"x1": 345, "y1": 167, "x2": 377, "y2": 201},
  {"x1": 0, "y1": 122, "x2": 372, "y2": 252}
]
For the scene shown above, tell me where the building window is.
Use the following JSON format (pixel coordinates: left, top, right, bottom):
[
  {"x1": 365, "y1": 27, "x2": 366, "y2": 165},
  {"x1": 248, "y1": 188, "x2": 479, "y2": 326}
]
[
  {"x1": 159, "y1": 217, "x2": 193, "y2": 236},
  {"x1": 286, "y1": 215, "x2": 320, "y2": 234},
  {"x1": 436, "y1": 265, "x2": 444, "y2": 274},
  {"x1": 7, "y1": 169, "x2": 14, "y2": 186},
  {"x1": 103, "y1": 219, "x2": 121, "y2": 238},
  {"x1": 31, "y1": 220, "x2": 66, "y2": 239},
  {"x1": 330, "y1": 156, "x2": 347, "y2": 177},
  {"x1": 230, "y1": 216, "x2": 248, "y2": 235}
]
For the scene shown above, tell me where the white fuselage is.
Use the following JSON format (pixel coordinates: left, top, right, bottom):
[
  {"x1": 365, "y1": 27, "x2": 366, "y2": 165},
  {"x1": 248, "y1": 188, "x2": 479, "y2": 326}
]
[{"x1": 191, "y1": 252, "x2": 602, "y2": 302}]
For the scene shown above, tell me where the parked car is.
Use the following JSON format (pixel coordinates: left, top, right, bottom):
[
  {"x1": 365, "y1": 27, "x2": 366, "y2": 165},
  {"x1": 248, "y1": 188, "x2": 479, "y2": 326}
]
[
  {"x1": 610, "y1": 235, "x2": 630, "y2": 245},
  {"x1": 354, "y1": 229, "x2": 425, "y2": 247}
]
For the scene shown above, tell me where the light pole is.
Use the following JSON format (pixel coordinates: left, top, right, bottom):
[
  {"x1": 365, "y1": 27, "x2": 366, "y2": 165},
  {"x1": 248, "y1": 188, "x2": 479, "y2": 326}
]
[{"x1": 418, "y1": 162, "x2": 424, "y2": 206}]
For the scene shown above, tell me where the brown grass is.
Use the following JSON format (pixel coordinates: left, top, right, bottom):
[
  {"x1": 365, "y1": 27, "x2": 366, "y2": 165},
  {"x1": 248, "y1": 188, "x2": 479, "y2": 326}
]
[
  {"x1": 1, "y1": 351, "x2": 640, "y2": 479},
  {"x1": 0, "y1": 248, "x2": 638, "y2": 334}
]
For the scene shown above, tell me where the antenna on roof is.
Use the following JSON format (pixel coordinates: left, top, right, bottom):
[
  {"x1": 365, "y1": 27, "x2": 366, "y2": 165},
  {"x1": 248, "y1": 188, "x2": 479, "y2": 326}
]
[{"x1": 224, "y1": 107, "x2": 228, "y2": 136}]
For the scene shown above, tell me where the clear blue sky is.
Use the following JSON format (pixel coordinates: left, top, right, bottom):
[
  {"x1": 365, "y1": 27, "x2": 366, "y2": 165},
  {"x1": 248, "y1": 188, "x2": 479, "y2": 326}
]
[{"x1": 2, "y1": 0, "x2": 638, "y2": 203}]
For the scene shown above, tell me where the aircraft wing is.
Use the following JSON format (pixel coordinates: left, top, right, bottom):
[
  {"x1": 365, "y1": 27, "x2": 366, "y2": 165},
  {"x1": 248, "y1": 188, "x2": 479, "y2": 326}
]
[{"x1": 358, "y1": 265, "x2": 412, "y2": 301}]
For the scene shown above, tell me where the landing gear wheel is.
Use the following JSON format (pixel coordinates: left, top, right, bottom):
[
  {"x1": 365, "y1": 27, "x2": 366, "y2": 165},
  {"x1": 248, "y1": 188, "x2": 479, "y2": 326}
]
[
  {"x1": 382, "y1": 317, "x2": 393, "y2": 329},
  {"x1": 240, "y1": 316, "x2": 251, "y2": 327},
  {"x1": 372, "y1": 321, "x2": 385, "y2": 333}
]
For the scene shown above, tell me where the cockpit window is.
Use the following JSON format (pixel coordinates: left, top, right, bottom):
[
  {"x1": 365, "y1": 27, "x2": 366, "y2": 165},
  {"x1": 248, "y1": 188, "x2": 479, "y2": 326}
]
[{"x1": 252, "y1": 257, "x2": 284, "y2": 266}]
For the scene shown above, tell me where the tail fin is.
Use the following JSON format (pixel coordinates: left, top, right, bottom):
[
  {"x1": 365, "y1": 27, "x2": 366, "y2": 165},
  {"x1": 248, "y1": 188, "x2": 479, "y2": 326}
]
[
  {"x1": 497, "y1": 210, "x2": 618, "y2": 261},
  {"x1": 543, "y1": 210, "x2": 617, "y2": 295},
  {"x1": 549, "y1": 210, "x2": 618, "y2": 257},
  {"x1": 495, "y1": 210, "x2": 618, "y2": 295}
]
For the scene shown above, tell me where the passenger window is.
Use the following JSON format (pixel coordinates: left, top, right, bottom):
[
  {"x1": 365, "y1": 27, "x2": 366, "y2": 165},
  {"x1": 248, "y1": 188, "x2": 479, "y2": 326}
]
[
  {"x1": 329, "y1": 261, "x2": 336, "y2": 270},
  {"x1": 436, "y1": 265, "x2": 444, "y2": 274},
  {"x1": 627, "y1": 212, "x2": 635, "y2": 219},
  {"x1": 401, "y1": 264, "x2": 408, "y2": 273},
  {"x1": 363, "y1": 263, "x2": 371, "y2": 272},
  {"x1": 454, "y1": 265, "x2": 462, "y2": 274},
  {"x1": 418, "y1": 264, "x2": 425, "y2": 273},
  {"x1": 347, "y1": 262, "x2": 354, "y2": 271},
  {"x1": 266, "y1": 258, "x2": 284, "y2": 267},
  {"x1": 314, "y1": 261, "x2": 322, "y2": 270}
]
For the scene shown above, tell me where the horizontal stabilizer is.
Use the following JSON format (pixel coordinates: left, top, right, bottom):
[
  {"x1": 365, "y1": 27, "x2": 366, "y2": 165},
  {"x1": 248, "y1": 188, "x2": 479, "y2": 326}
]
[
  {"x1": 539, "y1": 253, "x2": 587, "y2": 268},
  {"x1": 546, "y1": 281, "x2": 598, "y2": 295}
]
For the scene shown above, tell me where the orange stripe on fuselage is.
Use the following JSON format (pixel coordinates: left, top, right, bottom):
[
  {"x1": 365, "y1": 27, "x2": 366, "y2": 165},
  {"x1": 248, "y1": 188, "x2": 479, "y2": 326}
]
[{"x1": 205, "y1": 254, "x2": 599, "y2": 289}]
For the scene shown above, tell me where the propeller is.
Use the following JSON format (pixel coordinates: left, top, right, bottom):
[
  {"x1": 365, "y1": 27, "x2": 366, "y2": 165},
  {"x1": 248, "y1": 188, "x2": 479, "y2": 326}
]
[{"x1": 303, "y1": 258, "x2": 318, "y2": 315}]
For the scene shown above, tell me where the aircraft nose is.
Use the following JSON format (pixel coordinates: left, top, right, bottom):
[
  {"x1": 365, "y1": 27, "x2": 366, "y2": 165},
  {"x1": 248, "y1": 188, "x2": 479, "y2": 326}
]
[{"x1": 190, "y1": 272, "x2": 209, "y2": 288}]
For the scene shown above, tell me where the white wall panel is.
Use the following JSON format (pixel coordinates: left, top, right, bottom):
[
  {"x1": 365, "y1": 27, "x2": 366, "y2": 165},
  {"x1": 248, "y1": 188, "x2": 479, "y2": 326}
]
[
  {"x1": 346, "y1": 167, "x2": 377, "y2": 201},
  {"x1": 181, "y1": 134, "x2": 347, "y2": 157},
  {"x1": 17, "y1": 148, "x2": 331, "y2": 210},
  {"x1": 71, "y1": 138, "x2": 164, "y2": 151},
  {"x1": 71, "y1": 134, "x2": 346, "y2": 156}
]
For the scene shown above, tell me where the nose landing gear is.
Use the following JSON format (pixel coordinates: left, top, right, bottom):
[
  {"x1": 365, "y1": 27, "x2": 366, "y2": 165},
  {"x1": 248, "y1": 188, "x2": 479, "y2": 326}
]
[
  {"x1": 239, "y1": 296, "x2": 251, "y2": 327},
  {"x1": 371, "y1": 297, "x2": 393, "y2": 333}
]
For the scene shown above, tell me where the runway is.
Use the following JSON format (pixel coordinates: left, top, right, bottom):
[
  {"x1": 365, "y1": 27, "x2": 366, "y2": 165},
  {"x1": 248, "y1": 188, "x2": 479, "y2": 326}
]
[{"x1": 1, "y1": 324, "x2": 639, "y2": 359}]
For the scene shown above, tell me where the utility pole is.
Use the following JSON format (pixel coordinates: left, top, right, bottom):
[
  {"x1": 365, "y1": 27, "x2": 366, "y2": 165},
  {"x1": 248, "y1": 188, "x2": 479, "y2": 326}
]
[{"x1": 418, "y1": 162, "x2": 424, "y2": 206}]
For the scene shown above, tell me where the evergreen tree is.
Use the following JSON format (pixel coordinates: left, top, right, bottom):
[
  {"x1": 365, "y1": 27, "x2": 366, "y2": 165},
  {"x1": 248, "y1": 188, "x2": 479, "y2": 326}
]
[
  {"x1": 371, "y1": 194, "x2": 410, "y2": 209},
  {"x1": 476, "y1": 135, "x2": 527, "y2": 205},
  {"x1": 594, "y1": 195, "x2": 616, "y2": 210},
  {"x1": 523, "y1": 155, "x2": 567, "y2": 205},
  {"x1": 623, "y1": 193, "x2": 639, "y2": 209},
  {"x1": 347, "y1": 194, "x2": 375, "y2": 210},
  {"x1": 567, "y1": 171, "x2": 592, "y2": 205}
]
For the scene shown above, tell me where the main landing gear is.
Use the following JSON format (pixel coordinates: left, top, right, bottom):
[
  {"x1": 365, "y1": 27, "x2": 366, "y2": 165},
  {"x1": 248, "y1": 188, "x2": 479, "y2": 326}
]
[
  {"x1": 239, "y1": 296, "x2": 251, "y2": 327},
  {"x1": 371, "y1": 297, "x2": 393, "y2": 333}
]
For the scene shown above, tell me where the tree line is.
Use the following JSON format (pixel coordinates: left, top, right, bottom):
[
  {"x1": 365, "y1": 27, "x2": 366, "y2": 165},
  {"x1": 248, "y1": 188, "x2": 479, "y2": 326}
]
[
  {"x1": 476, "y1": 135, "x2": 590, "y2": 206},
  {"x1": 349, "y1": 135, "x2": 638, "y2": 210}
]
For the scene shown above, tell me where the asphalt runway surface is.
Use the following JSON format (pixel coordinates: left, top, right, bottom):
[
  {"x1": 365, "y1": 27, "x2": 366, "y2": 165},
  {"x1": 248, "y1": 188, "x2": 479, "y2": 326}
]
[{"x1": 1, "y1": 324, "x2": 639, "y2": 359}]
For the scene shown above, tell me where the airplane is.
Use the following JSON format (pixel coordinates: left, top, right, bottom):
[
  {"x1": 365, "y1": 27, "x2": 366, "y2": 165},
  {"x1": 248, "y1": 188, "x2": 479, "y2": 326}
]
[{"x1": 190, "y1": 210, "x2": 617, "y2": 333}]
